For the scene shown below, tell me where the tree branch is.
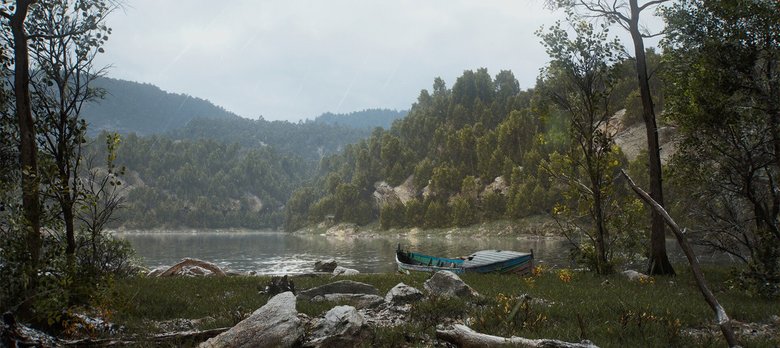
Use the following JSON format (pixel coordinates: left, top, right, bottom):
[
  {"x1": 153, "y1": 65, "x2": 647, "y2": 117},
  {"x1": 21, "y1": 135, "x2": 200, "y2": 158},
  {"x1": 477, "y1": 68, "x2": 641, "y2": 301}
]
[
  {"x1": 620, "y1": 169, "x2": 739, "y2": 348},
  {"x1": 638, "y1": 0, "x2": 668, "y2": 12}
]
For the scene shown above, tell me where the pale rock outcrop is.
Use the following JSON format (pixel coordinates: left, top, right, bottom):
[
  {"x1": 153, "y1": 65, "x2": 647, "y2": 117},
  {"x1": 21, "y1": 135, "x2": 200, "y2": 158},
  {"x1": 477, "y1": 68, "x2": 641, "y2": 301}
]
[
  {"x1": 199, "y1": 292, "x2": 303, "y2": 348},
  {"x1": 481, "y1": 176, "x2": 509, "y2": 197},
  {"x1": 393, "y1": 175, "x2": 417, "y2": 204},
  {"x1": 372, "y1": 181, "x2": 401, "y2": 208}
]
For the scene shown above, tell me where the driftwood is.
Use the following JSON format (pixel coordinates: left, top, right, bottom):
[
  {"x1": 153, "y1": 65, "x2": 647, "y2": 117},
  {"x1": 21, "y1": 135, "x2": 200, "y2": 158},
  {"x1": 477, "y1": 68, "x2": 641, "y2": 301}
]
[
  {"x1": 620, "y1": 170, "x2": 739, "y2": 347},
  {"x1": 436, "y1": 324, "x2": 598, "y2": 348},
  {"x1": 159, "y1": 258, "x2": 227, "y2": 277},
  {"x1": 61, "y1": 327, "x2": 230, "y2": 346}
]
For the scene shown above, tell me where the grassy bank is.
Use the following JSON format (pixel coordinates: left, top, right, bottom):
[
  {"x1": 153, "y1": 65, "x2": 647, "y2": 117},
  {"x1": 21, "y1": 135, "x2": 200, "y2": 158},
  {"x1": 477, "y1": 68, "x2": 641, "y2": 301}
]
[{"x1": 99, "y1": 266, "x2": 779, "y2": 347}]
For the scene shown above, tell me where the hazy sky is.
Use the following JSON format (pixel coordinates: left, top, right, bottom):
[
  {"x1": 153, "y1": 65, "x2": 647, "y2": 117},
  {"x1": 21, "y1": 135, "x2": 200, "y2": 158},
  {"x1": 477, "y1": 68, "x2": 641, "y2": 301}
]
[{"x1": 95, "y1": 1, "x2": 658, "y2": 122}]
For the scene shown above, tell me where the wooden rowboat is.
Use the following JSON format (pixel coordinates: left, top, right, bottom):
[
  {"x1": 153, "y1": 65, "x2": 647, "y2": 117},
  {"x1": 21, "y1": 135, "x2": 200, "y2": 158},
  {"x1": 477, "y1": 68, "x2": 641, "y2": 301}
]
[{"x1": 395, "y1": 246, "x2": 534, "y2": 275}]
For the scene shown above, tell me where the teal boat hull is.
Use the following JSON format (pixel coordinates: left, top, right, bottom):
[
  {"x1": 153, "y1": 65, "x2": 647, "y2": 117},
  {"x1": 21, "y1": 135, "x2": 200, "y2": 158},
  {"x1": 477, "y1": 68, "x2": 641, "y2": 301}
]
[{"x1": 396, "y1": 248, "x2": 534, "y2": 275}]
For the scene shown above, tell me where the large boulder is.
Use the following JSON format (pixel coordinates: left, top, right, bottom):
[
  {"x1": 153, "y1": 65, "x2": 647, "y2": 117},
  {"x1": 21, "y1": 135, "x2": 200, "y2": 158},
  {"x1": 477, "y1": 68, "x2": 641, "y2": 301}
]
[
  {"x1": 305, "y1": 305, "x2": 371, "y2": 348},
  {"x1": 423, "y1": 271, "x2": 479, "y2": 299},
  {"x1": 199, "y1": 292, "x2": 303, "y2": 348},
  {"x1": 384, "y1": 283, "x2": 424, "y2": 305},
  {"x1": 310, "y1": 294, "x2": 384, "y2": 309},
  {"x1": 297, "y1": 280, "x2": 379, "y2": 301}
]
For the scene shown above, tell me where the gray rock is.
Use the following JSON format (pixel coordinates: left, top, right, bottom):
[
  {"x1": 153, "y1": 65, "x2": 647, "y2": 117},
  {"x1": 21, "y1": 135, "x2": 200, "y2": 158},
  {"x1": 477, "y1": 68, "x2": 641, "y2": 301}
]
[
  {"x1": 332, "y1": 266, "x2": 360, "y2": 276},
  {"x1": 423, "y1": 271, "x2": 479, "y2": 299},
  {"x1": 297, "y1": 280, "x2": 379, "y2": 301},
  {"x1": 310, "y1": 294, "x2": 384, "y2": 309},
  {"x1": 305, "y1": 305, "x2": 371, "y2": 348},
  {"x1": 384, "y1": 283, "x2": 424, "y2": 305},
  {"x1": 622, "y1": 270, "x2": 649, "y2": 282},
  {"x1": 314, "y1": 260, "x2": 338, "y2": 273},
  {"x1": 199, "y1": 292, "x2": 303, "y2": 348}
]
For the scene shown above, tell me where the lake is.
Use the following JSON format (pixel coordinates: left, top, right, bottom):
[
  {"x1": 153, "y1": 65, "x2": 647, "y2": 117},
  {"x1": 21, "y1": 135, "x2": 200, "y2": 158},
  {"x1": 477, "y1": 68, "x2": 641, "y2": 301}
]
[
  {"x1": 116, "y1": 230, "x2": 739, "y2": 275},
  {"x1": 115, "y1": 230, "x2": 571, "y2": 274}
]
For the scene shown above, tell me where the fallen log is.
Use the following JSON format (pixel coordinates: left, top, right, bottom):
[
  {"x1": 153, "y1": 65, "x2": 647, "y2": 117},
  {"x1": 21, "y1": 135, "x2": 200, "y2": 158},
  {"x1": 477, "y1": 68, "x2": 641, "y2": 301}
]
[
  {"x1": 159, "y1": 258, "x2": 227, "y2": 277},
  {"x1": 620, "y1": 170, "x2": 739, "y2": 347},
  {"x1": 436, "y1": 324, "x2": 598, "y2": 348},
  {"x1": 61, "y1": 327, "x2": 230, "y2": 346}
]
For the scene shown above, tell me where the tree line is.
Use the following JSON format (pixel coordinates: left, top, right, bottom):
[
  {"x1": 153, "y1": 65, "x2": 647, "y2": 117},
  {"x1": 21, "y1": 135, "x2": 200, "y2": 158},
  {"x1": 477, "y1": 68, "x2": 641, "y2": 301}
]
[{"x1": 287, "y1": 0, "x2": 780, "y2": 295}]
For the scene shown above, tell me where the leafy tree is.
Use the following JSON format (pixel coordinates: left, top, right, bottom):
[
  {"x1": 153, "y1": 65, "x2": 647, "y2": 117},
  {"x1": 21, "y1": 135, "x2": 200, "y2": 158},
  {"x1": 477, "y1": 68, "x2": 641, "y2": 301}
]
[
  {"x1": 29, "y1": 0, "x2": 112, "y2": 263},
  {"x1": 539, "y1": 17, "x2": 625, "y2": 274},
  {"x1": 379, "y1": 202, "x2": 406, "y2": 230},
  {"x1": 547, "y1": 0, "x2": 676, "y2": 275},
  {"x1": 663, "y1": 0, "x2": 780, "y2": 296}
]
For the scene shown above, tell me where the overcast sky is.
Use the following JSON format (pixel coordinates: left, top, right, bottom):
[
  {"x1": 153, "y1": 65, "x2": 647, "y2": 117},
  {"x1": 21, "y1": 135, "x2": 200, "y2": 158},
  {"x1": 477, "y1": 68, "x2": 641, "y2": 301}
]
[{"x1": 95, "y1": 1, "x2": 659, "y2": 122}]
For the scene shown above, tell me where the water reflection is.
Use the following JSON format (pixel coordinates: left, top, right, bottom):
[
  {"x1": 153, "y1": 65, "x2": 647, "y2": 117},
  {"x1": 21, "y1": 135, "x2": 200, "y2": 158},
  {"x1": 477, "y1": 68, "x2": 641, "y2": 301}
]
[{"x1": 116, "y1": 231, "x2": 570, "y2": 274}]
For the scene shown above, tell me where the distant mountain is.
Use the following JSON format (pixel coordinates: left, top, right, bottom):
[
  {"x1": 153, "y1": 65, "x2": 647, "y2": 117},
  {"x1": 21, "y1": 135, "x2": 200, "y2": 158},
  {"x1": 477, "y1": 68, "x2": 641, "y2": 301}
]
[
  {"x1": 81, "y1": 77, "x2": 239, "y2": 136},
  {"x1": 313, "y1": 108, "x2": 407, "y2": 130}
]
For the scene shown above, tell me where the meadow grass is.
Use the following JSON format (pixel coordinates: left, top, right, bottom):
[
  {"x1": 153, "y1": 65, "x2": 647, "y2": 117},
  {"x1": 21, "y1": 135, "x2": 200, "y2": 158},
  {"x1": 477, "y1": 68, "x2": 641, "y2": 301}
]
[{"x1": 105, "y1": 266, "x2": 779, "y2": 347}]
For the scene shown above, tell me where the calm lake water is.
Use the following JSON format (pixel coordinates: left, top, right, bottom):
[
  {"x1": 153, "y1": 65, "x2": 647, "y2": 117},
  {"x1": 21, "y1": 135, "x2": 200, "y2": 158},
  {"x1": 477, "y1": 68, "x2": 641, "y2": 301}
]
[
  {"x1": 115, "y1": 230, "x2": 738, "y2": 275},
  {"x1": 115, "y1": 230, "x2": 571, "y2": 274}
]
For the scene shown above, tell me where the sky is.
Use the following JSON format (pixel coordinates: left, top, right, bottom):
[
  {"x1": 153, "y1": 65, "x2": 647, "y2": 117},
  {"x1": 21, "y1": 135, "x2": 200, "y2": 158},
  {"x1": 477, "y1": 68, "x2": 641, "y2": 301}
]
[{"x1": 95, "y1": 1, "x2": 661, "y2": 122}]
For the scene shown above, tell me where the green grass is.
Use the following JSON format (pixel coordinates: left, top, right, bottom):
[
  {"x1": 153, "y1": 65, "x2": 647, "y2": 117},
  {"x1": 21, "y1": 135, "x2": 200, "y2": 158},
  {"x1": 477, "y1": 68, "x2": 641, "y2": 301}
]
[{"x1": 103, "y1": 267, "x2": 779, "y2": 347}]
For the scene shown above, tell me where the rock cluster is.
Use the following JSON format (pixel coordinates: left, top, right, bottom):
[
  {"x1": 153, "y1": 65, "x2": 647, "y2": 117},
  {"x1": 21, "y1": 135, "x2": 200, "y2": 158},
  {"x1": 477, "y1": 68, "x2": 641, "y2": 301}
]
[{"x1": 198, "y1": 271, "x2": 485, "y2": 347}]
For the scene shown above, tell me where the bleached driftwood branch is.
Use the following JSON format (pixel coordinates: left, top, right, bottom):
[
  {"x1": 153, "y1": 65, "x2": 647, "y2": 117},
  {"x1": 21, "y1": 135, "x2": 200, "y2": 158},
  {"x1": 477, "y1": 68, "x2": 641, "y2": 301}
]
[
  {"x1": 436, "y1": 324, "x2": 599, "y2": 348},
  {"x1": 620, "y1": 169, "x2": 738, "y2": 347},
  {"x1": 159, "y1": 258, "x2": 227, "y2": 277}
]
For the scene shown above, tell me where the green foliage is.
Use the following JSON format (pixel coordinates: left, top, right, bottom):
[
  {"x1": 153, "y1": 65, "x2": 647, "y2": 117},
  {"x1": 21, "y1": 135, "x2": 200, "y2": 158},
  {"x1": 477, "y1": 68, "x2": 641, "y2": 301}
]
[
  {"x1": 379, "y1": 202, "x2": 406, "y2": 230},
  {"x1": 539, "y1": 17, "x2": 644, "y2": 274},
  {"x1": 313, "y1": 108, "x2": 407, "y2": 130},
  {"x1": 423, "y1": 200, "x2": 449, "y2": 229},
  {"x1": 285, "y1": 67, "x2": 573, "y2": 230},
  {"x1": 663, "y1": 0, "x2": 780, "y2": 297},
  {"x1": 89, "y1": 134, "x2": 310, "y2": 230}
]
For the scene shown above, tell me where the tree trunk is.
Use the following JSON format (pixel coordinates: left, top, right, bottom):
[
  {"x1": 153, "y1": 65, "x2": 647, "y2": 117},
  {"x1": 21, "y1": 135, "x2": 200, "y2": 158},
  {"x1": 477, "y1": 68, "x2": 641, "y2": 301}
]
[
  {"x1": 593, "y1": 184, "x2": 610, "y2": 274},
  {"x1": 10, "y1": 0, "x2": 42, "y2": 274},
  {"x1": 629, "y1": 0, "x2": 674, "y2": 276}
]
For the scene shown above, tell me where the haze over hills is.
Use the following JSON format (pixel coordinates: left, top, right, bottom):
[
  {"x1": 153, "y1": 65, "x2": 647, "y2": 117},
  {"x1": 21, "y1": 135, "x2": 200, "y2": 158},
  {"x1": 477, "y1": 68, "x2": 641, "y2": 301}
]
[
  {"x1": 77, "y1": 76, "x2": 414, "y2": 229},
  {"x1": 82, "y1": 76, "x2": 409, "y2": 137}
]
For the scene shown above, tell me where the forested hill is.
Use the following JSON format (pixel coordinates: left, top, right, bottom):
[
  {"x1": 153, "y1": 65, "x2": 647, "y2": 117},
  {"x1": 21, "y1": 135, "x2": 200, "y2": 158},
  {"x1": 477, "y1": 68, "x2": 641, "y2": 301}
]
[
  {"x1": 313, "y1": 109, "x2": 408, "y2": 130},
  {"x1": 284, "y1": 63, "x2": 654, "y2": 231},
  {"x1": 170, "y1": 117, "x2": 371, "y2": 162},
  {"x1": 81, "y1": 77, "x2": 240, "y2": 136}
]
